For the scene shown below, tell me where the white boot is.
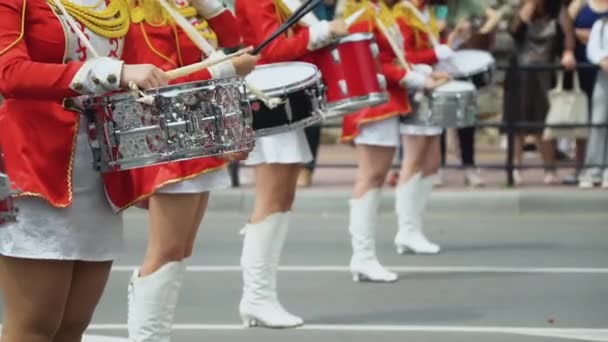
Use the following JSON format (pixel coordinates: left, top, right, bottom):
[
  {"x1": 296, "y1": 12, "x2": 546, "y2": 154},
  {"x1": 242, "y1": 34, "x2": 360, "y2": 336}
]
[
  {"x1": 395, "y1": 173, "x2": 441, "y2": 255},
  {"x1": 239, "y1": 212, "x2": 303, "y2": 328},
  {"x1": 348, "y1": 189, "x2": 398, "y2": 283},
  {"x1": 127, "y1": 261, "x2": 186, "y2": 342}
]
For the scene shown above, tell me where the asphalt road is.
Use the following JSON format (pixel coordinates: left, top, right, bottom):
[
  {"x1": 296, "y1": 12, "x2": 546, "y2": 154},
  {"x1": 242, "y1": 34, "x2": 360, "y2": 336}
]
[{"x1": 4, "y1": 210, "x2": 608, "y2": 341}]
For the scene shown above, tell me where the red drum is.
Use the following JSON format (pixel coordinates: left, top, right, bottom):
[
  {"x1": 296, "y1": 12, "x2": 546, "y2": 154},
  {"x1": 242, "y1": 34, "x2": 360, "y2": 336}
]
[
  {"x1": 0, "y1": 146, "x2": 17, "y2": 225},
  {"x1": 314, "y1": 33, "x2": 389, "y2": 117}
]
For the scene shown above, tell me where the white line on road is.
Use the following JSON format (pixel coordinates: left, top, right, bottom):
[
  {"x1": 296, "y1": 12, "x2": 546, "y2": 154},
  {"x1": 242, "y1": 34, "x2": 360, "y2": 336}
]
[
  {"x1": 84, "y1": 325, "x2": 608, "y2": 341},
  {"x1": 111, "y1": 265, "x2": 608, "y2": 274}
]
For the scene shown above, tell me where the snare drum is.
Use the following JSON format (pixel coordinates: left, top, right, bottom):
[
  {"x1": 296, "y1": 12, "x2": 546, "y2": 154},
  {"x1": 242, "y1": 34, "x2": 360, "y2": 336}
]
[
  {"x1": 405, "y1": 81, "x2": 478, "y2": 128},
  {"x1": 314, "y1": 33, "x2": 388, "y2": 117},
  {"x1": 245, "y1": 62, "x2": 325, "y2": 137},
  {"x1": 83, "y1": 77, "x2": 254, "y2": 172},
  {"x1": 0, "y1": 148, "x2": 17, "y2": 224},
  {"x1": 436, "y1": 49, "x2": 495, "y2": 88}
]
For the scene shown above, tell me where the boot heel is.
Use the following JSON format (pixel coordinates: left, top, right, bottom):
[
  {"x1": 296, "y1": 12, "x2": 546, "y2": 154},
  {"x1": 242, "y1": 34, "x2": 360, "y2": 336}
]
[
  {"x1": 352, "y1": 272, "x2": 363, "y2": 283},
  {"x1": 241, "y1": 314, "x2": 258, "y2": 328},
  {"x1": 396, "y1": 244, "x2": 408, "y2": 255}
]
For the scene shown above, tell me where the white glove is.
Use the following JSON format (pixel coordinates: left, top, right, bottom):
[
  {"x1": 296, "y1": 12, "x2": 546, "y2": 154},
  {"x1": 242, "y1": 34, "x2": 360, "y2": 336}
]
[
  {"x1": 412, "y1": 64, "x2": 433, "y2": 76},
  {"x1": 308, "y1": 20, "x2": 332, "y2": 51},
  {"x1": 207, "y1": 51, "x2": 237, "y2": 79},
  {"x1": 191, "y1": 0, "x2": 225, "y2": 19},
  {"x1": 434, "y1": 44, "x2": 454, "y2": 61},
  {"x1": 400, "y1": 70, "x2": 427, "y2": 90}
]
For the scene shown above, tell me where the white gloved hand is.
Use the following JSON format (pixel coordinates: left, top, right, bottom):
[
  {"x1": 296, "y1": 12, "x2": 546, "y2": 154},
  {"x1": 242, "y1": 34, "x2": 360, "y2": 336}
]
[
  {"x1": 307, "y1": 20, "x2": 332, "y2": 51},
  {"x1": 434, "y1": 44, "x2": 454, "y2": 61},
  {"x1": 412, "y1": 64, "x2": 433, "y2": 76},
  {"x1": 400, "y1": 70, "x2": 427, "y2": 90},
  {"x1": 207, "y1": 50, "x2": 237, "y2": 78},
  {"x1": 191, "y1": 0, "x2": 225, "y2": 19}
]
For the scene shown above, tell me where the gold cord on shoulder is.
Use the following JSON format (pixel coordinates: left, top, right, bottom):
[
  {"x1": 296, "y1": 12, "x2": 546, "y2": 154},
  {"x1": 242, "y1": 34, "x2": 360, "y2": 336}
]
[{"x1": 46, "y1": 0, "x2": 130, "y2": 38}]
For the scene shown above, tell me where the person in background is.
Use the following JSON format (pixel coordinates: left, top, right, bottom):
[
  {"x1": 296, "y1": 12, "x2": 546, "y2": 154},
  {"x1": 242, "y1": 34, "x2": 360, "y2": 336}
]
[
  {"x1": 298, "y1": 0, "x2": 337, "y2": 187},
  {"x1": 436, "y1": 0, "x2": 502, "y2": 187},
  {"x1": 502, "y1": 0, "x2": 576, "y2": 185},
  {"x1": 580, "y1": 16, "x2": 608, "y2": 188},
  {"x1": 569, "y1": 0, "x2": 608, "y2": 185}
]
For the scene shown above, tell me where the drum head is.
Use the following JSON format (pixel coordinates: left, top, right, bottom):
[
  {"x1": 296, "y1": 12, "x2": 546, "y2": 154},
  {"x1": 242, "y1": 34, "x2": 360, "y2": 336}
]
[
  {"x1": 246, "y1": 62, "x2": 319, "y2": 96},
  {"x1": 436, "y1": 49, "x2": 495, "y2": 77}
]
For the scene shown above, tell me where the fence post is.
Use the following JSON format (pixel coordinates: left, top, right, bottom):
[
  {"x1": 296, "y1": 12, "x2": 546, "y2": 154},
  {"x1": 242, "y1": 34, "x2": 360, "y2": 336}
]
[{"x1": 505, "y1": 58, "x2": 518, "y2": 187}]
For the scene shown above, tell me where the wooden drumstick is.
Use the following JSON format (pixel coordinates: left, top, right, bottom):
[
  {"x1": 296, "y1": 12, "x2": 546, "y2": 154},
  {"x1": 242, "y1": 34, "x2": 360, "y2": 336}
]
[
  {"x1": 374, "y1": 17, "x2": 412, "y2": 72},
  {"x1": 245, "y1": 82, "x2": 284, "y2": 109},
  {"x1": 165, "y1": 50, "x2": 247, "y2": 80},
  {"x1": 345, "y1": 8, "x2": 366, "y2": 28}
]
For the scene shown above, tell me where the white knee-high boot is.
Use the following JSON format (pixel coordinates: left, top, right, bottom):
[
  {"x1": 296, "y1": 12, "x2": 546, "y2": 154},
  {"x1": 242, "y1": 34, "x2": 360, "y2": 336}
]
[
  {"x1": 127, "y1": 261, "x2": 186, "y2": 342},
  {"x1": 394, "y1": 173, "x2": 440, "y2": 255},
  {"x1": 239, "y1": 212, "x2": 303, "y2": 328},
  {"x1": 349, "y1": 188, "x2": 398, "y2": 283}
]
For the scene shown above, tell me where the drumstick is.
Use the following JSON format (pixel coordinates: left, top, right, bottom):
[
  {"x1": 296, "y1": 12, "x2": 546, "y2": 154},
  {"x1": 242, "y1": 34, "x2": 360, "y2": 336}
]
[
  {"x1": 345, "y1": 8, "x2": 366, "y2": 28},
  {"x1": 245, "y1": 82, "x2": 284, "y2": 109},
  {"x1": 252, "y1": 0, "x2": 322, "y2": 55},
  {"x1": 374, "y1": 17, "x2": 412, "y2": 72},
  {"x1": 165, "y1": 50, "x2": 246, "y2": 80}
]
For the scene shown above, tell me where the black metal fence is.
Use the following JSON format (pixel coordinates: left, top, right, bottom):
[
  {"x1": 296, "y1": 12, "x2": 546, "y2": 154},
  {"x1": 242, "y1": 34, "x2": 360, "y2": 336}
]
[{"x1": 231, "y1": 62, "x2": 608, "y2": 187}]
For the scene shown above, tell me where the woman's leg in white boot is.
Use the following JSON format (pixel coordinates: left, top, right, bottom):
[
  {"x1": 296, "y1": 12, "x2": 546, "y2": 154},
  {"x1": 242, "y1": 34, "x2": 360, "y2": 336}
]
[
  {"x1": 128, "y1": 193, "x2": 207, "y2": 342},
  {"x1": 240, "y1": 164, "x2": 302, "y2": 328},
  {"x1": 395, "y1": 135, "x2": 440, "y2": 255},
  {"x1": 349, "y1": 144, "x2": 398, "y2": 283}
]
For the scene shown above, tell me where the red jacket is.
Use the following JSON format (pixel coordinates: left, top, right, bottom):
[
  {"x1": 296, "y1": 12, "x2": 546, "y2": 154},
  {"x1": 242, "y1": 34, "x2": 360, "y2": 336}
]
[
  {"x1": 103, "y1": 8, "x2": 242, "y2": 211},
  {"x1": 341, "y1": 19, "x2": 412, "y2": 142},
  {"x1": 235, "y1": 0, "x2": 316, "y2": 64},
  {"x1": 0, "y1": 0, "x2": 122, "y2": 207}
]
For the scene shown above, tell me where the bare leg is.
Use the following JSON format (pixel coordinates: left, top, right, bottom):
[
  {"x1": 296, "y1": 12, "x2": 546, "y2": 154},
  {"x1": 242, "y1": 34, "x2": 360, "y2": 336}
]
[
  {"x1": 353, "y1": 144, "x2": 396, "y2": 198},
  {"x1": 250, "y1": 163, "x2": 300, "y2": 223},
  {"x1": 53, "y1": 261, "x2": 112, "y2": 342},
  {"x1": 140, "y1": 193, "x2": 204, "y2": 276},
  {"x1": 184, "y1": 192, "x2": 210, "y2": 259},
  {"x1": 0, "y1": 257, "x2": 73, "y2": 342}
]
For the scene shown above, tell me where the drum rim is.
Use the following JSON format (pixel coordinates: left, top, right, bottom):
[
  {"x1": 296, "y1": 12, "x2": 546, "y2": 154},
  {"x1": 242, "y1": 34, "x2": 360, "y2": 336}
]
[
  {"x1": 336, "y1": 32, "x2": 374, "y2": 44},
  {"x1": 81, "y1": 76, "x2": 244, "y2": 105},
  {"x1": 246, "y1": 62, "x2": 321, "y2": 98},
  {"x1": 326, "y1": 92, "x2": 389, "y2": 116}
]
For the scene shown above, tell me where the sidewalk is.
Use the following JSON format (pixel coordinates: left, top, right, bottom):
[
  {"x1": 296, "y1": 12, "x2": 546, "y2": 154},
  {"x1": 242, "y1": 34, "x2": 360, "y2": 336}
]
[{"x1": 207, "y1": 143, "x2": 608, "y2": 215}]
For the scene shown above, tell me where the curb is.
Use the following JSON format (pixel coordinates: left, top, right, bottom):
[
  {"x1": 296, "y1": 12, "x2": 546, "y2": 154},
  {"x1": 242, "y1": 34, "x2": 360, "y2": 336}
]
[{"x1": 205, "y1": 188, "x2": 608, "y2": 215}]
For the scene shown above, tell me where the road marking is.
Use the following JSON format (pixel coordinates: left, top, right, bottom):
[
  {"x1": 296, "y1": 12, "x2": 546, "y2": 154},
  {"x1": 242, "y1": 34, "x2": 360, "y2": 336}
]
[
  {"x1": 111, "y1": 265, "x2": 608, "y2": 274},
  {"x1": 84, "y1": 325, "x2": 608, "y2": 341}
]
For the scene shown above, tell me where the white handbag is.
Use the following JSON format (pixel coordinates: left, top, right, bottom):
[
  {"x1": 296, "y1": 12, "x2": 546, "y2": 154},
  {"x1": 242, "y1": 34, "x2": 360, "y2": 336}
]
[{"x1": 543, "y1": 71, "x2": 589, "y2": 140}]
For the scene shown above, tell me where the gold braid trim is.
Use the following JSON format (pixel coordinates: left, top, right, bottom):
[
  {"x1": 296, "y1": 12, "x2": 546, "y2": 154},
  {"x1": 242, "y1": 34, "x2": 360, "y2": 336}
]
[
  {"x1": 46, "y1": 0, "x2": 130, "y2": 38},
  {"x1": 128, "y1": 0, "x2": 217, "y2": 43},
  {"x1": 392, "y1": 2, "x2": 439, "y2": 49},
  {"x1": 340, "y1": 0, "x2": 396, "y2": 29}
]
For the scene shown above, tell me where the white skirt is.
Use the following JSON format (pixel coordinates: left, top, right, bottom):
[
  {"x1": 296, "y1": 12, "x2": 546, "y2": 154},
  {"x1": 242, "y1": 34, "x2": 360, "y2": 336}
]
[
  {"x1": 155, "y1": 167, "x2": 231, "y2": 194},
  {"x1": 400, "y1": 123, "x2": 443, "y2": 136},
  {"x1": 244, "y1": 128, "x2": 313, "y2": 166},
  {"x1": 0, "y1": 119, "x2": 123, "y2": 261},
  {"x1": 354, "y1": 116, "x2": 400, "y2": 147}
]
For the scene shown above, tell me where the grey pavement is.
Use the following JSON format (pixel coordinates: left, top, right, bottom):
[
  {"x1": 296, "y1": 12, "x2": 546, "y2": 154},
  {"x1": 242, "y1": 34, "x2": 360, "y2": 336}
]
[{"x1": 76, "y1": 210, "x2": 608, "y2": 341}]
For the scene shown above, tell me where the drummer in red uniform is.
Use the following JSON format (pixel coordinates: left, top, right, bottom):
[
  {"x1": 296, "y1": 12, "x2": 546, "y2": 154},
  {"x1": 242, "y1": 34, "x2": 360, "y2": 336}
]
[
  {"x1": 102, "y1": 0, "x2": 258, "y2": 340},
  {"x1": 391, "y1": 0, "x2": 454, "y2": 256},
  {"x1": 339, "y1": 0, "x2": 439, "y2": 283},
  {"x1": 235, "y1": 0, "x2": 347, "y2": 328},
  {"x1": 0, "y1": 0, "x2": 167, "y2": 340}
]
